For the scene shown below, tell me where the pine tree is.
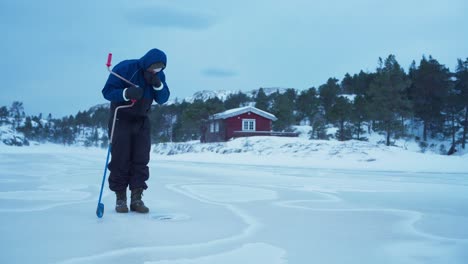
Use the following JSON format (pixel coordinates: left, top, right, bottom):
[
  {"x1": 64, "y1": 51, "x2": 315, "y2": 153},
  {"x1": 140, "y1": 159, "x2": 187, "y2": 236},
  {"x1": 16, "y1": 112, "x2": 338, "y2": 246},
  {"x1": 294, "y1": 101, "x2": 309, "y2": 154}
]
[
  {"x1": 85, "y1": 127, "x2": 99, "y2": 147},
  {"x1": 149, "y1": 105, "x2": 164, "y2": 142},
  {"x1": 254, "y1": 88, "x2": 269, "y2": 111},
  {"x1": 9, "y1": 101, "x2": 24, "y2": 129},
  {"x1": 319, "y1": 78, "x2": 341, "y2": 122},
  {"x1": 172, "y1": 101, "x2": 189, "y2": 142},
  {"x1": 351, "y1": 95, "x2": 370, "y2": 140},
  {"x1": 100, "y1": 133, "x2": 109, "y2": 148},
  {"x1": 162, "y1": 104, "x2": 178, "y2": 142},
  {"x1": 454, "y1": 58, "x2": 468, "y2": 149},
  {"x1": 444, "y1": 84, "x2": 461, "y2": 153},
  {"x1": 75, "y1": 111, "x2": 91, "y2": 135},
  {"x1": 409, "y1": 56, "x2": 451, "y2": 141},
  {"x1": 31, "y1": 115, "x2": 43, "y2": 141},
  {"x1": 0, "y1": 106, "x2": 8, "y2": 124},
  {"x1": 329, "y1": 96, "x2": 353, "y2": 141},
  {"x1": 224, "y1": 92, "x2": 250, "y2": 109},
  {"x1": 90, "y1": 107, "x2": 109, "y2": 129},
  {"x1": 174, "y1": 99, "x2": 224, "y2": 141},
  {"x1": 296, "y1": 87, "x2": 320, "y2": 125},
  {"x1": 368, "y1": 55, "x2": 411, "y2": 146},
  {"x1": 205, "y1": 97, "x2": 225, "y2": 116},
  {"x1": 310, "y1": 113, "x2": 328, "y2": 140},
  {"x1": 53, "y1": 117, "x2": 74, "y2": 145},
  {"x1": 270, "y1": 89, "x2": 296, "y2": 131},
  {"x1": 341, "y1": 73, "x2": 354, "y2": 94},
  {"x1": 18, "y1": 116, "x2": 34, "y2": 139},
  {"x1": 354, "y1": 71, "x2": 375, "y2": 95},
  {"x1": 181, "y1": 100, "x2": 205, "y2": 141}
]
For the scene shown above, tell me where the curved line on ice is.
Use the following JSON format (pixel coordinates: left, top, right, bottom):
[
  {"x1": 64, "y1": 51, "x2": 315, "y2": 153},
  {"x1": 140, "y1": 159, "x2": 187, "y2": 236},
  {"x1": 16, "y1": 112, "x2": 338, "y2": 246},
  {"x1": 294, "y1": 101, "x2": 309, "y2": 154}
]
[
  {"x1": 0, "y1": 188, "x2": 109, "y2": 213},
  {"x1": 166, "y1": 182, "x2": 262, "y2": 239},
  {"x1": 275, "y1": 199, "x2": 468, "y2": 242},
  {"x1": 0, "y1": 196, "x2": 96, "y2": 213},
  {"x1": 55, "y1": 183, "x2": 262, "y2": 264}
]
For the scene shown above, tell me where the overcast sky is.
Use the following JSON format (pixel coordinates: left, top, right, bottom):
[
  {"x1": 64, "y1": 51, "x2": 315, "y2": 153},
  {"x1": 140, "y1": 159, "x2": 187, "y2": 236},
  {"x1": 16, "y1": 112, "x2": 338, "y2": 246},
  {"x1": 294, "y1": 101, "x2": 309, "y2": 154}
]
[{"x1": 1, "y1": 0, "x2": 467, "y2": 117}]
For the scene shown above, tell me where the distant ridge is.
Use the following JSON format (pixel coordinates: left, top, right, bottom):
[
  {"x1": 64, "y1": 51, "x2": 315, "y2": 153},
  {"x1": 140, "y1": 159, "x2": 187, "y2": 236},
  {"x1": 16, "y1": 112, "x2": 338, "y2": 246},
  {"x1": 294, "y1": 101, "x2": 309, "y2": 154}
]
[{"x1": 166, "y1": 87, "x2": 294, "y2": 105}]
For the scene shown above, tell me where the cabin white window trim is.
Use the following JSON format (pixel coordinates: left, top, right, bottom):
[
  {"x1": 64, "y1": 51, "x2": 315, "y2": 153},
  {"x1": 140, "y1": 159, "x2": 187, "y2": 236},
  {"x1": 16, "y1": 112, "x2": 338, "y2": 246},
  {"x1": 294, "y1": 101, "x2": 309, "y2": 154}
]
[
  {"x1": 210, "y1": 121, "x2": 220, "y2": 133},
  {"x1": 242, "y1": 119, "x2": 256, "y2": 131}
]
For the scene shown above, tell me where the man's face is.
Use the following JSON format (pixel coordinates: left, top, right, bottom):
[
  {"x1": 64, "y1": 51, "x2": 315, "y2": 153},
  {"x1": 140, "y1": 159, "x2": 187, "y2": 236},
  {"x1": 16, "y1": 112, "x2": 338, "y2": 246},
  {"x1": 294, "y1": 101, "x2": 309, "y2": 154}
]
[{"x1": 147, "y1": 62, "x2": 165, "y2": 74}]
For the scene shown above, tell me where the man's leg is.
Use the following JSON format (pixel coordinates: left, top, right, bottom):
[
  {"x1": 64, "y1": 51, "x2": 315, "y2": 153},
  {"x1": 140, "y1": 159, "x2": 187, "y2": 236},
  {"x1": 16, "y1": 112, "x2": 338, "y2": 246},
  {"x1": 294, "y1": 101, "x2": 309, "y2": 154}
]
[
  {"x1": 129, "y1": 117, "x2": 151, "y2": 213},
  {"x1": 129, "y1": 117, "x2": 151, "y2": 190},
  {"x1": 108, "y1": 119, "x2": 132, "y2": 192}
]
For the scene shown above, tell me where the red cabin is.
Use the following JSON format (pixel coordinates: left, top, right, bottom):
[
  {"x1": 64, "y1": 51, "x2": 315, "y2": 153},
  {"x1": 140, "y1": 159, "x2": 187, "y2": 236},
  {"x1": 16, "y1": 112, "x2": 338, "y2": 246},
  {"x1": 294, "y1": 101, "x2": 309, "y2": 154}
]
[{"x1": 202, "y1": 106, "x2": 280, "y2": 142}]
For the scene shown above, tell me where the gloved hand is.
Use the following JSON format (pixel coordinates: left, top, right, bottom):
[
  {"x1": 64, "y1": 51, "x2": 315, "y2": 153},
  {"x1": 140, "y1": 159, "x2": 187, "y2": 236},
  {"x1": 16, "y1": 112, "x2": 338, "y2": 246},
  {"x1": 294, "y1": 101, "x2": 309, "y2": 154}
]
[
  {"x1": 125, "y1": 86, "x2": 143, "y2": 100},
  {"x1": 151, "y1": 74, "x2": 162, "y2": 88},
  {"x1": 144, "y1": 70, "x2": 163, "y2": 88}
]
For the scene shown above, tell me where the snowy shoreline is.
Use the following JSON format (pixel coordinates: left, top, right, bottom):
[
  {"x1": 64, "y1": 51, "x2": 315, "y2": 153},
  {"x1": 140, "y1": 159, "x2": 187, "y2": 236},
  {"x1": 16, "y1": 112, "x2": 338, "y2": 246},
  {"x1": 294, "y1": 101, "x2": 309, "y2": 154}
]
[
  {"x1": 2, "y1": 136, "x2": 467, "y2": 174},
  {"x1": 152, "y1": 136, "x2": 468, "y2": 174}
]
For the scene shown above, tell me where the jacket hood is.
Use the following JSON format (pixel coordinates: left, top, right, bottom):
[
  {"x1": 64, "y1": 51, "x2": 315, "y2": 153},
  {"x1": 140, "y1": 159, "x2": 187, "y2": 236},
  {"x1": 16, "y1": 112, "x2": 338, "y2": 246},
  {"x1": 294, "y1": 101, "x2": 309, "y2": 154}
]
[{"x1": 139, "y1": 48, "x2": 167, "y2": 70}]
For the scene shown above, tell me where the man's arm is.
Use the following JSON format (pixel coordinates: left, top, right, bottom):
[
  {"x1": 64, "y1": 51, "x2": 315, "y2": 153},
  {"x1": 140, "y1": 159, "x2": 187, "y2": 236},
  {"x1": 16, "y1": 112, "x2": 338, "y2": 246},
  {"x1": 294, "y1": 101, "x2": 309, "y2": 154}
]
[
  {"x1": 153, "y1": 71, "x2": 170, "y2": 104},
  {"x1": 102, "y1": 65, "x2": 129, "y2": 102}
]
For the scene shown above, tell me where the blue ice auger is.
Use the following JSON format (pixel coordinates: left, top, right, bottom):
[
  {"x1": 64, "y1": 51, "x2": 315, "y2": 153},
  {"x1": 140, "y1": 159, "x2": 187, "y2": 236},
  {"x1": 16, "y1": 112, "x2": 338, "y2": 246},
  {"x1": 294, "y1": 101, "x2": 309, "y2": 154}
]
[{"x1": 96, "y1": 53, "x2": 137, "y2": 218}]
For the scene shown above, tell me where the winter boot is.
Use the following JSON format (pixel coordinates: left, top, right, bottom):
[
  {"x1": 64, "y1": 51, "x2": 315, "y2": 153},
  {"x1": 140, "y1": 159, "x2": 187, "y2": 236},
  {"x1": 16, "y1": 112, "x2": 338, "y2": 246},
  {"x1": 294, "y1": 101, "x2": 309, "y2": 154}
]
[
  {"x1": 130, "y1": 188, "x2": 149, "y2": 213},
  {"x1": 115, "y1": 190, "x2": 129, "y2": 213}
]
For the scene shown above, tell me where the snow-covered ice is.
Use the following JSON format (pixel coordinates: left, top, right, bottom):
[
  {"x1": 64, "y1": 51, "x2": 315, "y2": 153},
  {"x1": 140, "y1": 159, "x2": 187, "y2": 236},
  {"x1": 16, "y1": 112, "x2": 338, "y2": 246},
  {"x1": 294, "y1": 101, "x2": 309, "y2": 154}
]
[{"x1": 0, "y1": 141, "x2": 467, "y2": 264}]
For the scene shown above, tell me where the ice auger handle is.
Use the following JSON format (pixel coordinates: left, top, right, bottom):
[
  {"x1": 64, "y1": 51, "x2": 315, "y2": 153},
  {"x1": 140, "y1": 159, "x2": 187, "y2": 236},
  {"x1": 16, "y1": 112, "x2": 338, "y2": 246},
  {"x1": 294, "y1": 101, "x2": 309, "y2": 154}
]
[{"x1": 106, "y1": 53, "x2": 113, "y2": 67}]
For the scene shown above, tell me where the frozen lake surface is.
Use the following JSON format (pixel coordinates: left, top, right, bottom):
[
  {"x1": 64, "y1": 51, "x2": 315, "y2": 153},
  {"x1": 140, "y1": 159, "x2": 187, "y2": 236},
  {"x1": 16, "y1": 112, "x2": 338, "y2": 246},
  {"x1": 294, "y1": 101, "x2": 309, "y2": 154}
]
[{"x1": 0, "y1": 147, "x2": 467, "y2": 264}]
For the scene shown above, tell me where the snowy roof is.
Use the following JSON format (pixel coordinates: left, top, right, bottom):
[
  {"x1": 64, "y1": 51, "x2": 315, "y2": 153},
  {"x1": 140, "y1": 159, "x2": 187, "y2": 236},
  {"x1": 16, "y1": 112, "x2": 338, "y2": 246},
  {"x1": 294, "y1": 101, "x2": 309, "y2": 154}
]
[{"x1": 212, "y1": 106, "x2": 278, "y2": 121}]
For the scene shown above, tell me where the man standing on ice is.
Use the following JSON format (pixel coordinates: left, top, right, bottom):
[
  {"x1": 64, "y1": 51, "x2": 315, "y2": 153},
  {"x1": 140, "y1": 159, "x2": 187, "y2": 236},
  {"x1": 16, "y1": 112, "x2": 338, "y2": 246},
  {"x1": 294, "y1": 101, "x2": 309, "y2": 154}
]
[{"x1": 102, "y1": 48, "x2": 170, "y2": 213}]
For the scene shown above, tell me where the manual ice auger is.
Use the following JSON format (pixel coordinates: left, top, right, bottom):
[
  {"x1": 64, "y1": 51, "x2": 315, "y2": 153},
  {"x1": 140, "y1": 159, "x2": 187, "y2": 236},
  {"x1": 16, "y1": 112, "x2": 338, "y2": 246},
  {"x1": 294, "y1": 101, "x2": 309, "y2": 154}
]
[{"x1": 96, "y1": 53, "x2": 137, "y2": 218}]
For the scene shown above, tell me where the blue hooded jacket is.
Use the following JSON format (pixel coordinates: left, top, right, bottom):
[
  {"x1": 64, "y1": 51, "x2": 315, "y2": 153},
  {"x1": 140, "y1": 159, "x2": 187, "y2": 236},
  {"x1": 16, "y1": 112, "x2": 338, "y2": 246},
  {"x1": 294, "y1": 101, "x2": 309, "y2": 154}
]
[{"x1": 102, "y1": 49, "x2": 170, "y2": 118}]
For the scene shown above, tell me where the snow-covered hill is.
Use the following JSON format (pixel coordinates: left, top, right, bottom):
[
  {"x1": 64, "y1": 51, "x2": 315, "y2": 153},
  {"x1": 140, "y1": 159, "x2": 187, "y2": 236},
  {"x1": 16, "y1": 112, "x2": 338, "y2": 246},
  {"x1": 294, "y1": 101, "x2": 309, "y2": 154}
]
[
  {"x1": 0, "y1": 119, "x2": 107, "y2": 147},
  {"x1": 0, "y1": 124, "x2": 29, "y2": 146},
  {"x1": 168, "y1": 87, "x2": 291, "y2": 104}
]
